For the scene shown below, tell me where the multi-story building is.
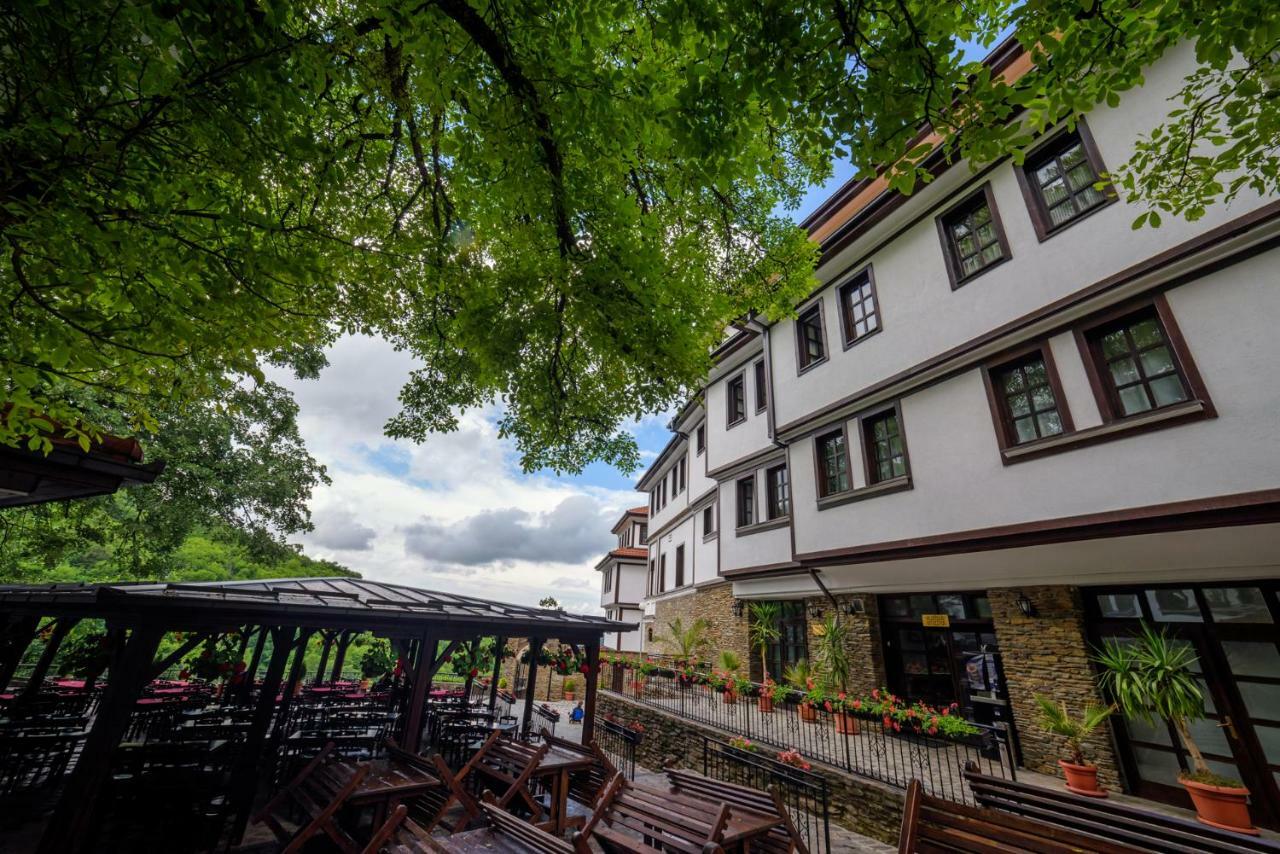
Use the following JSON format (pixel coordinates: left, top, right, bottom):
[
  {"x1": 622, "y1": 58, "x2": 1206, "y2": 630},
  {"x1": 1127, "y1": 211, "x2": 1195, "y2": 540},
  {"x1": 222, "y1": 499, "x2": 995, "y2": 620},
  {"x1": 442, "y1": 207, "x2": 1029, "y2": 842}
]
[
  {"x1": 629, "y1": 38, "x2": 1280, "y2": 826},
  {"x1": 594, "y1": 507, "x2": 649, "y2": 652}
]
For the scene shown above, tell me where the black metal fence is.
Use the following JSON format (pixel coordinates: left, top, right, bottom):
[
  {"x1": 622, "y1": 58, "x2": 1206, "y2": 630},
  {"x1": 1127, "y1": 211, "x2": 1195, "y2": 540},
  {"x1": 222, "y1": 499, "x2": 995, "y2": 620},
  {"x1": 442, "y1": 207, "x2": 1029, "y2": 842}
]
[
  {"x1": 604, "y1": 664, "x2": 1014, "y2": 806},
  {"x1": 595, "y1": 718, "x2": 641, "y2": 780},
  {"x1": 702, "y1": 735, "x2": 832, "y2": 853}
]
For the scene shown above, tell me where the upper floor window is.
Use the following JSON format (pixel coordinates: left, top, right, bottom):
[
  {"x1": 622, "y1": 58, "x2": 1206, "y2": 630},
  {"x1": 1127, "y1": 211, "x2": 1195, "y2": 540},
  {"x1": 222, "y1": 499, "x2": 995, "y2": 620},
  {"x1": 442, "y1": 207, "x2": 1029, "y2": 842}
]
[
  {"x1": 638, "y1": 523, "x2": 648, "y2": 545},
  {"x1": 648, "y1": 559, "x2": 655, "y2": 595},
  {"x1": 675, "y1": 545, "x2": 686, "y2": 587},
  {"x1": 1017, "y1": 125, "x2": 1111, "y2": 240},
  {"x1": 695, "y1": 424, "x2": 706, "y2": 455},
  {"x1": 603, "y1": 568, "x2": 613, "y2": 592},
  {"x1": 838, "y1": 269, "x2": 881, "y2": 346},
  {"x1": 736, "y1": 476, "x2": 755, "y2": 527},
  {"x1": 1085, "y1": 307, "x2": 1190, "y2": 419},
  {"x1": 992, "y1": 352, "x2": 1066, "y2": 445},
  {"x1": 937, "y1": 184, "x2": 1009, "y2": 288},
  {"x1": 754, "y1": 359, "x2": 767, "y2": 412},
  {"x1": 815, "y1": 430, "x2": 849, "y2": 497},
  {"x1": 727, "y1": 374, "x2": 746, "y2": 427},
  {"x1": 863, "y1": 408, "x2": 908, "y2": 484},
  {"x1": 658, "y1": 554, "x2": 667, "y2": 593},
  {"x1": 796, "y1": 304, "x2": 826, "y2": 371},
  {"x1": 702, "y1": 505, "x2": 716, "y2": 536},
  {"x1": 765, "y1": 465, "x2": 790, "y2": 520}
]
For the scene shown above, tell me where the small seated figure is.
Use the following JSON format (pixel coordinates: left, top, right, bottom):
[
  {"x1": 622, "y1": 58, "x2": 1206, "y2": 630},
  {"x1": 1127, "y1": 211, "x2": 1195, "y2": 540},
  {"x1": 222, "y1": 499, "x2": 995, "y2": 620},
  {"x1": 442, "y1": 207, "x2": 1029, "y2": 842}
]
[{"x1": 569, "y1": 702, "x2": 584, "y2": 724}]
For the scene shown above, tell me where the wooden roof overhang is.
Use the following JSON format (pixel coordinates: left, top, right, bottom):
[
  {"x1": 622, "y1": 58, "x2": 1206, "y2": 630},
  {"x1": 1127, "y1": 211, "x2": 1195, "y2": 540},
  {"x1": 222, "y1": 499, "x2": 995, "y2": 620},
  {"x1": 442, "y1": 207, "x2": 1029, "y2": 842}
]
[
  {"x1": 0, "y1": 577, "x2": 637, "y2": 642},
  {"x1": 0, "y1": 438, "x2": 164, "y2": 508}
]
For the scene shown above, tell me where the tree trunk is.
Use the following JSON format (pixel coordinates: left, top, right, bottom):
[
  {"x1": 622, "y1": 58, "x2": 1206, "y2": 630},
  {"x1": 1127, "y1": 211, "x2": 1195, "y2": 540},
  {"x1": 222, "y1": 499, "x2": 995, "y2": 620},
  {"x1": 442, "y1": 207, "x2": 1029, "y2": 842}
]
[{"x1": 1174, "y1": 716, "x2": 1211, "y2": 776}]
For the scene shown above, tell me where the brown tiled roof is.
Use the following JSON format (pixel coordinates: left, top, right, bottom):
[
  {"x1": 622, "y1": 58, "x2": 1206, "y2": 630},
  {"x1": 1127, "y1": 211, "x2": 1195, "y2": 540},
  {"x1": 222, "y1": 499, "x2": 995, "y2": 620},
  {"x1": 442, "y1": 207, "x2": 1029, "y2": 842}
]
[{"x1": 607, "y1": 547, "x2": 648, "y2": 560}]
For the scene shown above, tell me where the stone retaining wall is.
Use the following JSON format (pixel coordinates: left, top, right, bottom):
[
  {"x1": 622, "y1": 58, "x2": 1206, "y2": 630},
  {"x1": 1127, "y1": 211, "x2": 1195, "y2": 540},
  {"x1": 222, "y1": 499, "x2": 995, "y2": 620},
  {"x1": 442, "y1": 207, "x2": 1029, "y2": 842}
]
[
  {"x1": 598, "y1": 692, "x2": 905, "y2": 845},
  {"x1": 649, "y1": 582, "x2": 753, "y2": 669}
]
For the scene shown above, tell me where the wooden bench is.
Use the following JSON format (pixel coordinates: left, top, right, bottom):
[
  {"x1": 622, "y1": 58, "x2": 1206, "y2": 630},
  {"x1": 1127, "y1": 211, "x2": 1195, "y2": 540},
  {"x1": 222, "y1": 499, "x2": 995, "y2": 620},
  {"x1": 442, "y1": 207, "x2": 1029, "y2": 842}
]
[
  {"x1": 899, "y1": 777, "x2": 1151, "y2": 853},
  {"x1": 962, "y1": 761, "x2": 1280, "y2": 853},
  {"x1": 577, "y1": 772, "x2": 731, "y2": 854},
  {"x1": 365, "y1": 794, "x2": 579, "y2": 853},
  {"x1": 666, "y1": 768, "x2": 809, "y2": 854},
  {"x1": 252, "y1": 742, "x2": 370, "y2": 854}
]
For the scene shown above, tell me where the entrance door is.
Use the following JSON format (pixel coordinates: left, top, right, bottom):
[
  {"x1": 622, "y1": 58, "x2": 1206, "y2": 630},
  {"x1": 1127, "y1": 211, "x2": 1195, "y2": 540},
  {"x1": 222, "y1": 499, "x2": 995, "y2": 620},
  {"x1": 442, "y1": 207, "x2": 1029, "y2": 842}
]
[{"x1": 1087, "y1": 583, "x2": 1280, "y2": 829}]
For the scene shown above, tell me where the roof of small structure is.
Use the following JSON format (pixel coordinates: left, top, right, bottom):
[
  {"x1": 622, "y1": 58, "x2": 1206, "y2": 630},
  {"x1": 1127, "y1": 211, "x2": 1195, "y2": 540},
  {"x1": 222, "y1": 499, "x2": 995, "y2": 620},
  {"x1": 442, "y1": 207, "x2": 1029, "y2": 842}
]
[
  {"x1": 0, "y1": 577, "x2": 635, "y2": 641},
  {"x1": 0, "y1": 435, "x2": 163, "y2": 508}
]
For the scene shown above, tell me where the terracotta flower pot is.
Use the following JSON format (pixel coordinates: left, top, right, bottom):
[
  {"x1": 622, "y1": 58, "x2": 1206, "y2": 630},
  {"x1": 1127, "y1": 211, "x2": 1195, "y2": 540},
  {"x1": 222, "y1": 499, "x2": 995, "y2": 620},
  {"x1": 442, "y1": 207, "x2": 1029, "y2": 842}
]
[
  {"x1": 722, "y1": 689, "x2": 736, "y2": 705},
  {"x1": 834, "y1": 712, "x2": 859, "y2": 735},
  {"x1": 758, "y1": 695, "x2": 774, "y2": 713},
  {"x1": 799, "y1": 702, "x2": 817, "y2": 723},
  {"x1": 563, "y1": 691, "x2": 575, "y2": 701},
  {"x1": 1182, "y1": 777, "x2": 1258, "y2": 835},
  {"x1": 1058, "y1": 760, "x2": 1107, "y2": 798}
]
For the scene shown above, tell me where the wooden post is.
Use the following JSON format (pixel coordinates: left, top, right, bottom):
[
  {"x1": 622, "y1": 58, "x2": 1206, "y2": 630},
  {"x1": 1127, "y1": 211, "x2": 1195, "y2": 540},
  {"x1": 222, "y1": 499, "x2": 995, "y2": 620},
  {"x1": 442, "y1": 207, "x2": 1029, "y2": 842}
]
[
  {"x1": 582, "y1": 640, "x2": 600, "y2": 744},
  {"x1": 19, "y1": 617, "x2": 79, "y2": 701},
  {"x1": 36, "y1": 625, "x2": 164, "y2": 854},
  {"x1": 313, "y1": 630, "x2": 334, "y2": 685},
  {"x1": 329, "y1": 631, "x2": 352, "y2": 682},
  {"x1": 521, "y1": 637, "x2": 543, "y2": 738},
  {"x1": 0, "y1": 615, "x2": 40, "y2": 692},
  {"x1": 229, "y1": 626, "x2": 296, "y2": 844},
  {"x1": 271, "y1": 628, "x2": 314, "y2": 741},
  {"x1": 401, "y1": 629, "x2": 440, "y2": 753},
  {"x1": 239, "y1": 625, "x2": 269, "y2": 704},
  {"x1": 488, "y1": 636, "x2": 505, "y2": 712}
]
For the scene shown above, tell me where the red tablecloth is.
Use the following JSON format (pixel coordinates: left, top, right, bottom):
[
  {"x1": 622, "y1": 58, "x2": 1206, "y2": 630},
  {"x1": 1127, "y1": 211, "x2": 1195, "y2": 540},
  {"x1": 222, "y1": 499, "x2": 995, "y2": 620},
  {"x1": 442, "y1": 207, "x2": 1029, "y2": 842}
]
[{"x1": 53, "y1": 679, "x2": 86, "y2": 689}]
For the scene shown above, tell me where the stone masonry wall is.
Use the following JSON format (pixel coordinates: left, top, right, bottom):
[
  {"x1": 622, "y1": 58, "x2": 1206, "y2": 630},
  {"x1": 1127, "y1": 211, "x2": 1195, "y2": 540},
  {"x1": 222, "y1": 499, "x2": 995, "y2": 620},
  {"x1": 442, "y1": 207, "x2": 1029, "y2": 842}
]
[
  {"x1": 989, "y1": 586, "x2": 1122, "y2": 790},
  {"x1": 802, "y1": 593, "x2": 887, "y2": 696},
  {"x1": 598, "y1": 692, "x2": 905, "y2": 845},
  {"x1": 650, "y1": 582, "x2": 752, "y2": 669}
]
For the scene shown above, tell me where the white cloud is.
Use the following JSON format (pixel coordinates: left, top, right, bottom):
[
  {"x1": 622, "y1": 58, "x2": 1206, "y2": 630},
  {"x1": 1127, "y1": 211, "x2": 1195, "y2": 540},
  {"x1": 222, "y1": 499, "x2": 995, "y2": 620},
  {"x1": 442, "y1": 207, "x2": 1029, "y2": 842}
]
[{"x1": 306, "y1": 505, "x2": 377, "y2": 551}]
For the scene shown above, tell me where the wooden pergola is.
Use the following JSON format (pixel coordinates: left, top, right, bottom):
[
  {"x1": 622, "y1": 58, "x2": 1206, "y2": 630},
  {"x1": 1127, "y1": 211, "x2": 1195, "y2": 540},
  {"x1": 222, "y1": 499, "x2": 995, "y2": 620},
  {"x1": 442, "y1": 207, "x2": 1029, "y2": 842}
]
[{"x1": 0, "y1": 577, "x2": 635, "y2": 854}]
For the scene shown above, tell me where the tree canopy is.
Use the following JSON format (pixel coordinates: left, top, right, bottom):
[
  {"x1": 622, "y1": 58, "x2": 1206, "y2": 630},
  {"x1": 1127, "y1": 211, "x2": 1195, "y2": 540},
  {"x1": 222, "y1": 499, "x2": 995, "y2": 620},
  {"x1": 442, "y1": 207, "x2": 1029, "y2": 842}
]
[{"x1": 3, "y1": 0, "x2": 1275, "y2": 473}]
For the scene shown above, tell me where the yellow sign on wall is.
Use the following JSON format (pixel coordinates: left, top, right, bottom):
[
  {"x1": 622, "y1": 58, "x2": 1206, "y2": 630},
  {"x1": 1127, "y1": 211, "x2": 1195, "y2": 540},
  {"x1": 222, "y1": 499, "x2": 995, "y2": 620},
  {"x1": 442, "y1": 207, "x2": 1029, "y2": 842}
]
[{"x1": 921, "y1": 614, "x2": 951, "y2": 628}]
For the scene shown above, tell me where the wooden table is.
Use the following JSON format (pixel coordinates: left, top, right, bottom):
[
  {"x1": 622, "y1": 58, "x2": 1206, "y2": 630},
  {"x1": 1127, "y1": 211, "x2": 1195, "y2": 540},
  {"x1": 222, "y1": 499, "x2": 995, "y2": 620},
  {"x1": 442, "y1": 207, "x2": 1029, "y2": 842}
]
[
  {"x1": 528, "y1": 743, "x2": 594, "y2": 836},
  {"x1": 333, "y1": 756, "x2": 442, "y2": 829}
]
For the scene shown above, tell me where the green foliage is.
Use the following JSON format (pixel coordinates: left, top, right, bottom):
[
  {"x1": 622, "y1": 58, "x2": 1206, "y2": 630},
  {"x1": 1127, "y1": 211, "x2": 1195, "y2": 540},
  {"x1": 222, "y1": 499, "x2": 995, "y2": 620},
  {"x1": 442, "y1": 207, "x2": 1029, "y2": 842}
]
[
  {"x1": 360, "y1": 638, "x2": 396, "y2": 681},
  {"x1": 747, "y1": 602, "x2": 781, "y2": 680},
  {"x1": 538, "y1": 597, "x2": 561, "y2": 610},
  {"x1": 812, "y1": 615, "x2": 852, "y2": 693},
  {"x1": 717, "y1": 649, "x2": 742, "y2": 674},
  {"x1": 57, "y1": 631, "x2": 112, "y2": 680},
  {"x1": 782, "y1": 659, "x2": 812, "y2": 691},
  {"x1": 656, "y1": 617, "x2": 711, "y2": 662},
  {"x1": 1034, "y1": 695, "x2": 1115, "y2": 766}
]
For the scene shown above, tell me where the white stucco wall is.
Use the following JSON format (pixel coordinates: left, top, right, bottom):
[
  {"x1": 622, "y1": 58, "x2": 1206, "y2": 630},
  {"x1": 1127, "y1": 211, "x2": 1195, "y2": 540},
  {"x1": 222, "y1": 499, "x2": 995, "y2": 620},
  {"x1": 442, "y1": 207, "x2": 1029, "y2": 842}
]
[
  {"x1": 718, "y1": 464, "x2": 794, "y2": 572},
  {"x1": 649, "y1": 514, "x2": 697, "y2": 593},
  {"x1": 705, "y1": 345, "x2": 772, "y2": 472}
]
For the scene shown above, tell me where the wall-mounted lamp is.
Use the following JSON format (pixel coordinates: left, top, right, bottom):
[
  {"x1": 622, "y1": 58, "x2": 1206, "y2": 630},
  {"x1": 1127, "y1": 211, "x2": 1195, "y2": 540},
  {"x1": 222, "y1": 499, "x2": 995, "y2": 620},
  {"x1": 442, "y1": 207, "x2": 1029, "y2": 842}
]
[
  {"x1": 731, "y1": 599, "x2": 745, "y2": 619},
  {"x1": 1015, "y1": 592, "x2": 1037, "y2": 618},
  {"x1": 841, "y1": 598, "x2": 866, "y2": 616},
  {"x1": 807, "y1": 603, "x2": 823, "y2": 620}
]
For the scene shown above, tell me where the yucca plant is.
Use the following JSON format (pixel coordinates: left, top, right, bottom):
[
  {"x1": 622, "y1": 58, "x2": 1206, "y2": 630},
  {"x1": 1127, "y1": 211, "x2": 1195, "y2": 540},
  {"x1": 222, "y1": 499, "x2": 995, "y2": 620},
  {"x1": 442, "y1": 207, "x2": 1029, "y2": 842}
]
[
  {"x1": 1034, "y1": 695, "x2": 1115, "y2": 766},
  {"x1": 656, "y1": 617, "x2": 710, "y2": 663},
  {"x1": 1093, "y1": 622, "x2": 1223, "y2": 782},
  {"x1": 813, "y1": 615, "x2": 852, "y2": 693},
  {"x1": 718, "y1": 649, "x2": 742, "y2": 674},
  {"x1": 747, "y1": 601, "x2": 781, "y2": 681},
  {"x1": 782, "y1": 659, "x2": 811, "y2": 691}
]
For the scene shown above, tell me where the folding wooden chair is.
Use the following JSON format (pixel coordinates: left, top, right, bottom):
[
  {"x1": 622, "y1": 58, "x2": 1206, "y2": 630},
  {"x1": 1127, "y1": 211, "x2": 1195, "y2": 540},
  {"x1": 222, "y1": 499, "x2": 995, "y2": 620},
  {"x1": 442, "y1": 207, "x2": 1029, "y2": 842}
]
[
  {"x1": 667, "y1": 768, "x2": 809, "y2": 854},
  {"x1": 251, "y1": 741, "x2": 370, "y2": 854},
  {"x1": 576, "y1": 772, "x2": 730, "y2": 854},
  {"x1": 365, "y1": 794, "x2": 578, "y2": 854}
]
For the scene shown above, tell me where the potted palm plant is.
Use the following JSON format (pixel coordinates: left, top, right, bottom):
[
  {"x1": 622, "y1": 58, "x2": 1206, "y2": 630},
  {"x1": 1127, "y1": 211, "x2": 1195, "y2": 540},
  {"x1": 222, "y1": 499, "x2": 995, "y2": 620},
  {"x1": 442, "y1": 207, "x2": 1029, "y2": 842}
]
[
  {"x1": 748, "y1": 602, "x2": 781, "y2": 711},
  {"x1": 1033, "y1": 695, "x2": 1115, "y2": 797},
  {"x1": 813, "y1": 615, "x2": 857, "y2": 734},
  {"x1": 784, "y1": 660, "x2": 818, "y2": 721},
  {"x1": 718, "y1": 650, "x2": 742, "y2": 704},
  {"x1": 1095, "y1": 623, "x2": 1258, "y2": 834},
  {"x1": 656, "y1": 617, "x2": 711, "y2": 680}
]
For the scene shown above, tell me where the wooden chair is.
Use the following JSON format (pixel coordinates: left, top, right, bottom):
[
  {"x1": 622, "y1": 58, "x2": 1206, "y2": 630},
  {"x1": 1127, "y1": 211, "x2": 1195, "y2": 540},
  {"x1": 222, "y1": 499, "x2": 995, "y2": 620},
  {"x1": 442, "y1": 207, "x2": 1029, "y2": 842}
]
[
  {"x1": 898, "y1": 778, "x2": 1147, "y2": 853},
  {"x1": 962, "y1": 761, "x2": 1280, "y2": 853},
  {"x1": 666, "y1": 768, "x2": 809, "y2": 854},
  {"x1": 251, "y1": 742, "x2": 370, "y2": 854},
  {"x1": 467, "y1": 731, "x2": 551, "y2": 822},
  {"x1": 577, "y1": 772, "x2": 731, "y2": 854},
  {"x1": 365, "y1": 795, "x2": 577, "y2": 854},
  {"x1": 546, "y1": 732, "x2": 619, "y2": 813}
]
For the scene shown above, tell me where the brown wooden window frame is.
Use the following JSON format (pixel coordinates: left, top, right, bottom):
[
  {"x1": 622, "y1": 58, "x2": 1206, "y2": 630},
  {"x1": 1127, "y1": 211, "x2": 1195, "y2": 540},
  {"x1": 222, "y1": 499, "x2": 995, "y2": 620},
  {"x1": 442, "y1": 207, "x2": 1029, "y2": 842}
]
[
  {"x1": 735, "y1": 475, "x2": 756, "y2": 528},
  {"x1": 754, "y1": 359, "x2": 768, "y2": 413},
  {"x1": 726, "y1": 373, "x2": 747, "y2": 428},
  {"x1": 859, "y1": 403, "x2": 911, "y2": 486},
  {"x1": 981, "y1": 342, "x2": 1075, "y2": 454},
  {"x1": 674, "y1": 544, "x2": 686, "y2": 587},
  {"x1": 795, "y1": 301, "x2": 828, "y2": 374},
  {"x1": 837, "y1": 266, "x2": 883, "y2": 348},
  {"x1": 702, "y1": 504, "x2": 716, "y2": 538},
  {"x1": 813, "y1": 427, "x2": 851, "y2": 498},
  {"x1": 658, "y1": 554, "x2": 666, "y2": 593},
  {"x1": 935, "y1": 183, "x2": 1011, "y2": 289},
  {"x1": 695, "y1": 424, "x2": 706, "y2": 455},
  {"x1": 1014, "y1": 119, "x2": 1115, "y2": 242},
  {"x1": 765, "y1": 464, "x2": 790, "y2": 520},
  {"x1": 648, "y1": 559, "x2": 655, "y2": 595},
  {"x1": 1075, "y1": 295, "x2": 1214, "y2": 425}
]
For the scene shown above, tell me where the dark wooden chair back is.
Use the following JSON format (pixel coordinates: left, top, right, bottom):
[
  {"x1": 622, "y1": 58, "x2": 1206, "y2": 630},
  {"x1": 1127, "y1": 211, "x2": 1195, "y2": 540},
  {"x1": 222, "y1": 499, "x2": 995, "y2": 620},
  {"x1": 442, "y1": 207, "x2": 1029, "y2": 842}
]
[
  {"x1": 578, "y1": 772, "x2": 730, "y2": 854},
  {"x1": 962, "y1": 761, "x2": 1280, "y2": 853},
  {"x1": 667, "y1": 768, "x2": 807, "y2": 854},
  {"x1": 251, "y1": 742, "x2": 370, "y2": 854},
  {"x1": 546, "y1": 732, "x2": 618, "y2": 810},
  {"x1": 899, "y1": 778, "x2": 1146, "y2": 853}
]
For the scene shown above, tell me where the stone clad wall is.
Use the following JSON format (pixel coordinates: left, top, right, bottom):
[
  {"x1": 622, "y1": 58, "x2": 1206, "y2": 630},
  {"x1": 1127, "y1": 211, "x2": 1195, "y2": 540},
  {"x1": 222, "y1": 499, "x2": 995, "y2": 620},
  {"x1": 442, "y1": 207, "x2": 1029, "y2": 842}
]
[
  {"x1": 802, "y1": 593, "x2": 887, "y2": 696},
  {"x1": 597, "y1": 692, "x2": 905, "y2": 844},
  {"x1": 650, "y1": 582, "x2": 752, "y2": 668},
  {"x1": 989, "y1": 586, "x2": 1122, "y2": 790}
]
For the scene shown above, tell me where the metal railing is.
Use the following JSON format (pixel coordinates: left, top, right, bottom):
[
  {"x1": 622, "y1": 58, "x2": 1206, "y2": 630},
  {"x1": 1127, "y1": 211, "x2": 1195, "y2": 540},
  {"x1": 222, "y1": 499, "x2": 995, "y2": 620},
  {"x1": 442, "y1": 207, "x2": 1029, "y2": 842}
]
[
  {"x1": 595, "y1": 718, "x2": 641, "y2": 780},
  {"x1": 702, "y1": 735, "x2": 832, "y2": 853},
  {"x1": 603, "y1": 664, "x2": 1014, "y2": 806}
]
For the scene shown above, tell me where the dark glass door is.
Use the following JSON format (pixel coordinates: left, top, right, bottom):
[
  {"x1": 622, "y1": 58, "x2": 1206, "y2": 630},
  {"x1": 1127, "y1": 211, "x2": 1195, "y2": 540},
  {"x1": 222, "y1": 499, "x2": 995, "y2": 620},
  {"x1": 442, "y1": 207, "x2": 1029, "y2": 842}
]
[{"x1": 1087, "y1": 582, "x2": 1280, "y2": 829}]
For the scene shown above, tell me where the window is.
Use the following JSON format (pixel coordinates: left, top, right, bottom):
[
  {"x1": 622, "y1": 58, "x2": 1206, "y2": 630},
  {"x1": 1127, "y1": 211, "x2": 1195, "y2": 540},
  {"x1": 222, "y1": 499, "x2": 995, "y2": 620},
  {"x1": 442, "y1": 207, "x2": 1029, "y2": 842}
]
[
  {"x1": 675, "y1": 545, "x2": 685, "y2": 587},
  {"x1": 659, "y1": 554, "x2": 666, "y2": 593},
  {"x1": 638, "y1": 523, "x2": 648, "y2": 545},
  {"x1": 749, "y1": 601, "x2": 809, "y2": 682},
  {"x1": 736, "y1": 476, "x2": 755, "y2": 527},
  {"x1": 648, "y1": 559, "x2": 655, "y2": 595},
  {"x1": 937, "y1": 185, "x2": 1009, "y2": 287},
  {"x1": 992, "y1": 352, "x2": 1066, "y2": 445},
  {"x1": 727, "y1": 374, "x2": 746, "y2": 427},
  {"x1": 796, "y1": 304, "x2": 826, "y2": 371},
  {"x1": 765, "y1": 465, "x2": 790, "y2": 520},
  {"x1": 702, "y1": 505, "x2": 716, "y2": 536},
  {"x1": 603, "y1": 568, "x2": 612, "y2": 593},
  {"x1": 680, "y1": 457, "x2": 686, "y2": 493},
  {"x1": 839, "y1": 269, "x2": 881, "y2": 346},
  {"x1": 815, "y1": 430, "x2": 849, "y2": 497},
  {"x1": 1086, "y1": 308, "x2": 1190, "y2": 418},
  {"x1": 696, "y1": 424, "x2": 705, "y2": 455},
  {"x1": 1017, "y1": 125, "x2": 1111, "y2": 239},
  {"x1": 754, "y1": 359, "x2": 767, "y2": 412},
  {"x1": 658, "y1": 479, "x2": 666, "y2": 509},
  {"x1": 863, "y1": 409, "x2": 908, "y2": 484}
]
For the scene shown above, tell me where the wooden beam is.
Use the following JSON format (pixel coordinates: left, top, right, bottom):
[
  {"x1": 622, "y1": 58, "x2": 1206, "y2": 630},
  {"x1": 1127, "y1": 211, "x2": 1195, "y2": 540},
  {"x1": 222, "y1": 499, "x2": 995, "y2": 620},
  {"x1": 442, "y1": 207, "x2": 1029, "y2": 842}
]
[
  {"x1": 521, "y1": 637, "x2": 544, "y2": 737},
  {"x1": 0, "y1": 614, "x2": 40, "y2": 692},
  {"x1": 329, "y1": 631, "x2": 353, "y2": 682},
  {"x1": 582, "y1": 641, "x2": 600, "y2": 744},
  {"x1": 313, "y1": 630, "x2": 334, "y2": 685},
  {"x1": 400, "y1": 628, "x2": 441, "y2": 753},
  {"x1": 19, "y1": 617, "x2": 78, "y2": 701},
  {"x1": 487, "y1": 636, "x2": 505, "y2": 712},
  {"x1": 148, "y1": 631, "x2": 211, "y2": 681},
  {"x1": 238, "y1": 625, "x2": 269, "y2": 704},
  {"x1": 36, "y1": 626, "x2": 164, "y2": 854},
  {"x1": 229, "y1": 626, "x2": 296, "y2": 843},
  {"x1": 271, "y1": 628, "x2": 314, "y2": 740}
]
